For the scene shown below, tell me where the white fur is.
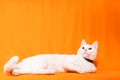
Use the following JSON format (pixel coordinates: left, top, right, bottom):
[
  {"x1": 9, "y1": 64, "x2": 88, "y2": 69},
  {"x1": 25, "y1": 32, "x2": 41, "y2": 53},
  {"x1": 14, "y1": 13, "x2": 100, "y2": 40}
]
[{"x1": 3, "y1": 40, "x2": 98, "y2": 76}]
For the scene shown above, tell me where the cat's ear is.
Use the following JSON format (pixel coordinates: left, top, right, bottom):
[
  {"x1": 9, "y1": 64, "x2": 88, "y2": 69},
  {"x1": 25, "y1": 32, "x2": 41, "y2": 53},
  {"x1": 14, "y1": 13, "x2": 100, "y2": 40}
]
[
  {"x1": 92, "y1": 41, "x2": 98, "y2": 49},
  {"x1": 81, "y1": 40, "x2": 86, "y2": 46}
]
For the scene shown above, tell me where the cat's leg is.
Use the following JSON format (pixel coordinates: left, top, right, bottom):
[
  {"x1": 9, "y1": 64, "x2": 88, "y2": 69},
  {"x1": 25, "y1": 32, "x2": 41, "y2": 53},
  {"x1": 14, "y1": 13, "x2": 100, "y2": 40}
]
[
  {"x1": 11, "y1": 60, "x2": 56, "y2": 75},
  {"x1": 64, "y1": 62, "x2": 96, "y2": 74},
  {"x1": 12, "y1": 65, "x2": 56, "y2": 76},
  {"x1": 64, "y1": 63, "x2": 81, "y2": 73},
  {"x1": 12, "y1": 64, "x2": 33, "y2": 75},
  {"x1": 87, "y1": 63, "x2": 96, "y2": 73},
  {"x1": 76, "y1": 63, "x2": 96, "y2": 74},
  {"x1": 30, "y1": 69, "x2": 56, "y2": 75},
  {"x1": 12, "y1": 68, "x2": 56, "y2": 75}
]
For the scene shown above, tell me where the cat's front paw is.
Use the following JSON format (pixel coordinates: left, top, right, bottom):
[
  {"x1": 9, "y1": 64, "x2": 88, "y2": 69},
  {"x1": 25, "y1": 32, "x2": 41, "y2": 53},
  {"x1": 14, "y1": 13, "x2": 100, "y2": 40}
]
[
  {"x1": 78, "y1": 68, "x2": 89, "y2": 74},
  {"x1": 79, "y1": 70, "x2": 86, "y2": 74},
  {"x1": 90, "y1": 65, "x2": 96, "y2": 73},
  {"x1": 78, "y1": 63, "x2": 96, "y2": 74}
]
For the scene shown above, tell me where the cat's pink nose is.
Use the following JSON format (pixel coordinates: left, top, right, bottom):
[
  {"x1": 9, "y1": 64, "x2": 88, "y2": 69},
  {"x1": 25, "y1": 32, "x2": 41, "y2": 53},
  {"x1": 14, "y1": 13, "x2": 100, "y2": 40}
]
[{"x1": 84, "y1": 49, "x2": 87, "y2": 51}]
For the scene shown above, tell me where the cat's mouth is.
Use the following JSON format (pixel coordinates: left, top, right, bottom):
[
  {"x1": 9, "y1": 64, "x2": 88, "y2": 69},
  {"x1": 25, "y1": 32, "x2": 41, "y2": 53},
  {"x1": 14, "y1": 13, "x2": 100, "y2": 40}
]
[{"x1": 83, "y1": 53, "x2": 90, "y2": 57}]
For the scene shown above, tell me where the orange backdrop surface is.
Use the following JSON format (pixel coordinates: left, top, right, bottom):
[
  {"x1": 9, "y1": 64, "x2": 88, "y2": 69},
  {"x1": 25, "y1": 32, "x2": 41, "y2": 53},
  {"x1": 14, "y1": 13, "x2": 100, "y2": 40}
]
[{"x1": 0, "y1": 0, "x2": 120, "y2": 80}]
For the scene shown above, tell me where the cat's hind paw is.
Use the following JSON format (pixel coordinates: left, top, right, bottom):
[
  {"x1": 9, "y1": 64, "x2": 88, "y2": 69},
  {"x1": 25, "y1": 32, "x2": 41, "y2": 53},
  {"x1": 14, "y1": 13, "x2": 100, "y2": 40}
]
[
  {"x1": 12, "y1": 69, "x2": 20, "y2": 76},
  {"x1": 12, "y1": 67, "x2": 21, "y2": 76},
  {"x1": 47, "y1": 69, "x2": 56, "y2": 74}
]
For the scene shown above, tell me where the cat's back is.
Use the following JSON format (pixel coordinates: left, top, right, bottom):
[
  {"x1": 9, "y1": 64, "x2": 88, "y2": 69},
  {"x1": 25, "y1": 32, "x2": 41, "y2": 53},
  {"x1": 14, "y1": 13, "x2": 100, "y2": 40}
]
[
  {"x1": 35, "y1": 54, "x2": 73, "y2": 61},
  {"x1": 22, "y1": 54, "x2": 72, "y2": 61}
]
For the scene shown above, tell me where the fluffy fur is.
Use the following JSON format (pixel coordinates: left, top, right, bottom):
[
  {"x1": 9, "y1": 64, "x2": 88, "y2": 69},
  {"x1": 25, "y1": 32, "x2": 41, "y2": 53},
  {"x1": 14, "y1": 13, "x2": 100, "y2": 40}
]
[{"x1": 3, "y1": 40, "x2": 98, "y2": 76}]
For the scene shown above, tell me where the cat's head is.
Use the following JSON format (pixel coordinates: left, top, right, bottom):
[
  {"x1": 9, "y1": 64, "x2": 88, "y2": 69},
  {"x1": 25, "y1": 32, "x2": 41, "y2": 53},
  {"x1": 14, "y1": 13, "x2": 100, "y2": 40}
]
[{"x1": 77, "y1": 40, "x2": 98, "y2": 60}]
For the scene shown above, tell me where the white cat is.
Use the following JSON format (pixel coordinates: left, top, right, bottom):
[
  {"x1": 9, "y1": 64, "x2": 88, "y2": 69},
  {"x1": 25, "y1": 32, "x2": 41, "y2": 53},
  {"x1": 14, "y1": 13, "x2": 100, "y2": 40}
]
[{"x1": 3, "y1": 40, "x2": 98, "y2": 76}]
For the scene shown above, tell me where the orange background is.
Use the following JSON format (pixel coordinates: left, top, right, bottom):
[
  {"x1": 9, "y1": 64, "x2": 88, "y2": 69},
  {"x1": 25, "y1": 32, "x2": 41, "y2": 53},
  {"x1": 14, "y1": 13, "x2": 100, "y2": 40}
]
[{"x1": 0, "y1": 0, "x2": 120, "y2": 79}]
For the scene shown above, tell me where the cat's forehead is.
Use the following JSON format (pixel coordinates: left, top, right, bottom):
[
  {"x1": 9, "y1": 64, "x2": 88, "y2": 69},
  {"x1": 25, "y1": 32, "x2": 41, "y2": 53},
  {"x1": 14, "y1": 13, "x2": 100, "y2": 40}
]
[{"x1": 82, "y1": 44, "x2": 93, "y2": 47}]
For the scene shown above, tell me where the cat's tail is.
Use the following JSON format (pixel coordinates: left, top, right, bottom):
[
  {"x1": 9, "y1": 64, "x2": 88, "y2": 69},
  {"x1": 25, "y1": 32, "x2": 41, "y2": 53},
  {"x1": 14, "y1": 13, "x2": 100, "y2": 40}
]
[{"x1": 3, "y1": 56, "x2": 19, "y2": 74}]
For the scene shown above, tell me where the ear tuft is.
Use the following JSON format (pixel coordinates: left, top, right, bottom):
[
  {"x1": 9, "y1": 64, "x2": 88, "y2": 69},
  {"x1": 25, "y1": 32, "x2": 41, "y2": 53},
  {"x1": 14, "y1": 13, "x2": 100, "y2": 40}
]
[
  {"x1": 81, "y1": 39, "x2": 86, "y2": 46},
  {"x1": 92, "y1": 41, "x2": 98, "y2": 49}
]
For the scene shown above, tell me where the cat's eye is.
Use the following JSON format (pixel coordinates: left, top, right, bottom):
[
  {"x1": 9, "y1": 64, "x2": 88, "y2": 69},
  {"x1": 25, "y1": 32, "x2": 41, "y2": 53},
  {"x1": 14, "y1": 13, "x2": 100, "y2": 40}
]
[
  {"x1": 88, "y1": 48, "x2": 92, "y2": 50},
  {"x1": 82, "y1": 47, "x2": 85, "y2": 49}
]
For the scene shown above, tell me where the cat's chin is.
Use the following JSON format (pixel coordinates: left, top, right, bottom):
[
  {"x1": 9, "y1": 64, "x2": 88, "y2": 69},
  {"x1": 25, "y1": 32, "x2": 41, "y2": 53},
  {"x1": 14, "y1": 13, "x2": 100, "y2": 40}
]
[{"x1": 83, "y1": 54, "x2": 91, "y2": 59}]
